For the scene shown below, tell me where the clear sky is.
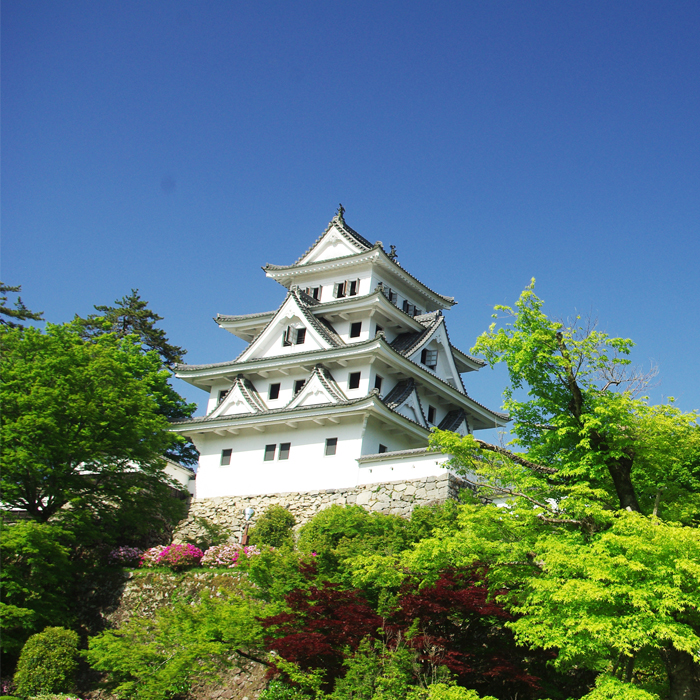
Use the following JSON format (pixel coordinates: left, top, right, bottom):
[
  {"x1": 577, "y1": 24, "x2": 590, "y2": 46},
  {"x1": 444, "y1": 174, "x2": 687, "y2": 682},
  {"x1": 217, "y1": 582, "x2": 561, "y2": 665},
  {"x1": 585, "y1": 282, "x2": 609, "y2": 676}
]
[{"x1": 3, "y1": 1, "x2": 699, "y2": 433}]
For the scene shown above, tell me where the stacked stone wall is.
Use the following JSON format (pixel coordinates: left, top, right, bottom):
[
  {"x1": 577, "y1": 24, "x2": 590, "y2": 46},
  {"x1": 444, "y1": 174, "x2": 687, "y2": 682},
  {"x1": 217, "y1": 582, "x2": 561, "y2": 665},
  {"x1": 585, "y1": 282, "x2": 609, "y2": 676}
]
[{"x1": 174, "y1": 473, "x2": 467, "y2": 544}]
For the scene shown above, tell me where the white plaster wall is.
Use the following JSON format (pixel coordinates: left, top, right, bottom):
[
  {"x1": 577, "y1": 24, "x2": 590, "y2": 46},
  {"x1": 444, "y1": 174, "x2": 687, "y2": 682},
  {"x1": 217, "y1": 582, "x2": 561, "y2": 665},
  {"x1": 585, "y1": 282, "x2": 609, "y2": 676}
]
[
  {"x1": 194, "y1": 419, "x2": 365, "y2": 497},
  {"x1": 360, "y1": 416, "x2": 422, "y2": 456},
  {"x1": 290, "y1": 263, "x2": 374, "y2": 303},
  {"x1": 357, "y1": 451, "x2": 452, "y2": 485}
]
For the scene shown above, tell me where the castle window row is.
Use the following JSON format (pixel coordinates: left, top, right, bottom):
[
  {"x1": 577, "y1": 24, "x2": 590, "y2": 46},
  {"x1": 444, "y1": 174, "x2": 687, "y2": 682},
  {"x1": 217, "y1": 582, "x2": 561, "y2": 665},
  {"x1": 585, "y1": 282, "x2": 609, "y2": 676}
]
[{"x1": 334, "y1": 279, "x2": 360, "y2": 299}]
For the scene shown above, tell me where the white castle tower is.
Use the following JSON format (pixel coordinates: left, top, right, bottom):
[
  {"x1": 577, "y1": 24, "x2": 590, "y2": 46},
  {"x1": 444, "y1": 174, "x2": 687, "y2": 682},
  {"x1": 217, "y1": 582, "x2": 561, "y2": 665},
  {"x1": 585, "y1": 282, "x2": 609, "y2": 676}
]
[{"x1": 172, "y1": 209, "x2": 506, "y2": 499}]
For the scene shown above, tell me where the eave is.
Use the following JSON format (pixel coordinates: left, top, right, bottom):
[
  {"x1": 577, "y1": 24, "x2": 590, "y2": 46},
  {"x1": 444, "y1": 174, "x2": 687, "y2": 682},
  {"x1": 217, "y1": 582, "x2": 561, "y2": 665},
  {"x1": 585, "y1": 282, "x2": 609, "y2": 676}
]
[
  {"x1": 264, "y1": 246, "x2": 455, "y2": 311},
  {"x1": 451, "y1": 345, "x2": 486, "y2": 372},
  {"x1": 170, "y1": 393, "x2": 430, "y2": 443},
  {"x1": 175, "y1": 337, "x2": 508, "y2": 430}
]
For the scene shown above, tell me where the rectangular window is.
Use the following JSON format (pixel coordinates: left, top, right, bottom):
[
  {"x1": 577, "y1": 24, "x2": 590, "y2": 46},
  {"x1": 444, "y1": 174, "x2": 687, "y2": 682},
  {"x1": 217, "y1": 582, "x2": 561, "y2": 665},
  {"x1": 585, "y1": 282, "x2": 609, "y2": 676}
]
[
  {"x1": 282, "y1": 326, "x2": 293, "y2": 346},
  {"x1": 264, "y1": 444, "x2": 276, "y2": 461},
  {"x1": 279, "y1": 442, "x2": 291, "y2": 460},
  {"x1": 348, "y1": 371, "x2": 361, "y2": 390},
  {"x1": 350, "y1": 321, "x2": 362, "y2": 338},
  {"x1": 295, "y1": 327, "x2": 306, "y2": 345},
  {"x1": 218, "y1": 389, "x2": 229, "y2": 404},
  {"x1": 220, "y1": 448, "x2": 232, "y2": 466},
  {"x1": 378, "y1": 444, "x2": 388, "y2": 454},
  {"x1": 305, "y1": 286, "x2": 321, "y2": 300},
  {"x1": 269, "y1": 383, "x2": 281, "y2": 400},
  {"x1": 421, "y1": 348, "x2": 438, "y2": 369},
  {"x1": 325, "y1": 437, "x2": 338, "y2": 456},
  {"x1": 374, "y1": 375, "x2": 383, "y2": 392},
  {"x1": 402, "y1": 300, "x2": 416, "y2": 316},
  {"x1": 348, "y1": 279, "x2": 359, "y2": 296},
  {"x1": 427, "y1": 405, "x2": 436, "y2": 424},
  {"x1": 375, "y1": 324, "x2": 383, "y2": 336},
  {"x1": 294, "y1": 379, "x2": 305, "y2": 395},
  {"x1": 333, "y1": 281, "x2": 346, "y2": 298},
  {"x1": 388, "y1": 289, "x2": 398, "y2": 304}
]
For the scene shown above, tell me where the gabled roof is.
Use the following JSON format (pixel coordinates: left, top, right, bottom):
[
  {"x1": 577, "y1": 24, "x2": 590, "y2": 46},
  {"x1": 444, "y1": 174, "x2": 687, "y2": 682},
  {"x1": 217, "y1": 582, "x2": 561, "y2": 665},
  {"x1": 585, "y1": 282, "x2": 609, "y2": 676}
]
[
  {"x1": 382, "y1": 377, "x2": 428, "y2": 428},
  {"x1": 438, "y1": 408, "x2": 468, "y2": 433},
  {"x1": 292, "y1": 212, "x2": 374, "y2": 265},
  {"x1": 286, "y1": 365, "x2": 347, "y2": 410},
  {"x1": 234, "y1": 288, "x2": 344, "y2": 363},
  {"x1": 208, "y1": 374, "x2": 266, "y2": 419}
]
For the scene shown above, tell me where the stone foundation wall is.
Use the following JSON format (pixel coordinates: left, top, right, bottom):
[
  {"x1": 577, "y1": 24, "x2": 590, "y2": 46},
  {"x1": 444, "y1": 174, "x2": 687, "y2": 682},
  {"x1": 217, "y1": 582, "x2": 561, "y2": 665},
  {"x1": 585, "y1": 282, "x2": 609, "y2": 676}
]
[{"x1": 174, "y1": 473, "x2": 468, "y2": 544}]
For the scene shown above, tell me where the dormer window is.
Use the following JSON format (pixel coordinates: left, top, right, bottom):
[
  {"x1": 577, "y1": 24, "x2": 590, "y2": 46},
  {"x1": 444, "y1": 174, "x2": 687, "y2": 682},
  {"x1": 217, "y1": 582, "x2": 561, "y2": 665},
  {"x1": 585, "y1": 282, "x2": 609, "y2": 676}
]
[
  {"x1": 283, "y1": 326, "x2": 305, "y2": 346},
  {"x1": 421, "y1": 348, "x2": 438, "y2": 369}
]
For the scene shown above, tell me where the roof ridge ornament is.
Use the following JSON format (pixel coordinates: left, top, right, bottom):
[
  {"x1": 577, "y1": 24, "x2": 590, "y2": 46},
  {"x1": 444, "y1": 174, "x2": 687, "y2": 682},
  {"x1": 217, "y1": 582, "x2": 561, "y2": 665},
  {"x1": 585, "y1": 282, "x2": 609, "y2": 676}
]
[
  {"x1": 336, "y1": 203, "x2": 345, "y2": 222},
  {"x1": 388, "y1": 245, "x2": 398, "y2": 261}
]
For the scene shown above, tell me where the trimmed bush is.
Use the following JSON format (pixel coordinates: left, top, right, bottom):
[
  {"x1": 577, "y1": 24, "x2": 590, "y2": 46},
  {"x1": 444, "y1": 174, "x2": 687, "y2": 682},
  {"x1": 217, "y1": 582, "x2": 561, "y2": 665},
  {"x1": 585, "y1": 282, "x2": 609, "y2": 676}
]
[
  {"x1": 201, "y1": 543, "x2": 262, "y2": 568},
  {"x1": 13, "y1": 627, "x2": 79, "y2": 698},
  {"x1": 248, "y1": 505, "x2": 296, "y2": 548},
  {"x1": 156, "y1": 543, "x2": 203, "y2": 569}
]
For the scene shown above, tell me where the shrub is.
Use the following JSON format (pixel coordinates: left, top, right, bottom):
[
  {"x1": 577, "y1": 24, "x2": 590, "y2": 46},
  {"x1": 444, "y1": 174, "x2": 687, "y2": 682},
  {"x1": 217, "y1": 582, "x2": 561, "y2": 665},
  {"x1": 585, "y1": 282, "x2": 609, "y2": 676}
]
[
  {"x1": 201, "y1": 543, "x2": 262, "y2": 568},
  {"x1": 13, "y1": 627, "x2": 79, "y2": 698},
  {"x1": 156, "y1": 543, "x2": 203, "y2": 569},
  {"x1": 248, "y1": 505, "x2": 296, "y2": 548},
  {"x1": 109, "y1": 546, "x2": 142, "y2": 566},
  {"x1": 139, "y1": 545, "x2": 167, "y2": 568}
]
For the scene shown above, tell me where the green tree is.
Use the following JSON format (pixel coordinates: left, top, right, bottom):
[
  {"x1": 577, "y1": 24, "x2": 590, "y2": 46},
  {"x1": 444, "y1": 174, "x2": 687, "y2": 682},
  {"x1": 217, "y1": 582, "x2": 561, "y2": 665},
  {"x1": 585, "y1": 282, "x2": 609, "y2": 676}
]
[
  {"x1": 0, "y1": 283, "x2": 43, "y2": 328},
  {"x1": 13, "y1": 627, "x2": 79, "y2": 698},
  {"x1": 77, "y1": 289, "x2": 185, "y2": 366},
  {"x1": 0, "y1": 322, "x2": 184, "y2": 522},
  {"x1": 75, "y1": 289, "x2": 198, "y2": 465},
  {"x1": 249, "y1": 505, "x2": 297, "y2": 548},
  {"x1": 405, "y1": 283, "x2": 700, "y2": 699},
  {"x1": 0, "y1": 522, "x2": 74, "y2": 658}
]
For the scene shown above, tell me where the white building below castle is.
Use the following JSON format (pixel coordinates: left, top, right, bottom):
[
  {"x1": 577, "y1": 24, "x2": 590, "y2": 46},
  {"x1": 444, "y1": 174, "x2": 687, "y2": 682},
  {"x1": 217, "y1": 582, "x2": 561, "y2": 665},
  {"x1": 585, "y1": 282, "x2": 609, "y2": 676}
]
[{"x1": 172, "y1": 211, "x2": 507, "y2": 499}]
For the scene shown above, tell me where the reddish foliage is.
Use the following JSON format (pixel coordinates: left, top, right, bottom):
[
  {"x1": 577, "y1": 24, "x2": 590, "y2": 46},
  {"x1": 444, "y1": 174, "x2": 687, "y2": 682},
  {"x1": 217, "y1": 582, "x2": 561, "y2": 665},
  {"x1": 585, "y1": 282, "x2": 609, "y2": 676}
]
[
  {"x1": 261, "y1": 567, "x2": 542, "y2": 697},
  {"x1": 262, "y1": 582, "x2": 382, "y2": 681},
  {"x1": 388, "y1": 569, "x2": 541, "y2": 696}
]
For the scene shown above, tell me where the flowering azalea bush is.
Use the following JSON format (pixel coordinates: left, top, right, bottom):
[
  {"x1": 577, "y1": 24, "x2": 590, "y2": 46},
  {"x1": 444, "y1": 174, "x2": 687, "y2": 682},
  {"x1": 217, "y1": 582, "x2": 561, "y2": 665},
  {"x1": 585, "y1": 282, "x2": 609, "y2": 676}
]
[
  {"x1": 139, "y1": 545, "x2": 168, "y2": 568},
  {"x1": 201, "y1": 543, "x2": 262, "y2": 568},
  {"x1": 109, "y1": 546, "x2": 143, "y2": 566},
  {"x1": 156, "y1": 543, "x2": 204, "y2": 569}
]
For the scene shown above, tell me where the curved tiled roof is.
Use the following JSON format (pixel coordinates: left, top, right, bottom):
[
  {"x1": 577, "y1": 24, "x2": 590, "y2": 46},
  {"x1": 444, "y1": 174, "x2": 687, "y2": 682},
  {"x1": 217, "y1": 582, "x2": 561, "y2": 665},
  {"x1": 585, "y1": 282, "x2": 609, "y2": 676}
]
[
  {"x1": 291, "y1": 213, "x2": 374, "y2": 266},
  {"x1": 215, "y1": 310, "x2": 275, "y2": 323},
  {"x1": 438, "y1": 408, "x2": 468, "y2": 432}
]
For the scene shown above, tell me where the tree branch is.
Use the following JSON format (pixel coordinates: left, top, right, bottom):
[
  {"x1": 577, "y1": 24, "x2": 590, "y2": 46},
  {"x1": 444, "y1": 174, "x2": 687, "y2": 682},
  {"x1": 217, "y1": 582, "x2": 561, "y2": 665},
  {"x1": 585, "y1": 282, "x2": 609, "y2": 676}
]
[{"x1": 473, "y1": 439, "x2": 558, "y2": 475}]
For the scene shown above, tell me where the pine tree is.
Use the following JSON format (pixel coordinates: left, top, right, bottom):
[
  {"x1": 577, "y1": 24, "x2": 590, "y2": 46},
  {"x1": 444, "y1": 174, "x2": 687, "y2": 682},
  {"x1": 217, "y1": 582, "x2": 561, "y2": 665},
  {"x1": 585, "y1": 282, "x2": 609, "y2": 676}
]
[{"x1": 0, "y1": 282, "x2": 44, "y2": 327}]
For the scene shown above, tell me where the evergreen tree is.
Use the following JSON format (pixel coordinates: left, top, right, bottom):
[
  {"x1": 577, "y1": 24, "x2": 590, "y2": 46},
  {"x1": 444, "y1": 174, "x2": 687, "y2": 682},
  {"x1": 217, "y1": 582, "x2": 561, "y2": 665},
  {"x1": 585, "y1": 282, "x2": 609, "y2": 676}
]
[
  {"x1": 78, "y1": 289, "x2": 186, "y2": 366},
  {"x1": 0, "y1": 282, "x2": 44, "y2": 327}
]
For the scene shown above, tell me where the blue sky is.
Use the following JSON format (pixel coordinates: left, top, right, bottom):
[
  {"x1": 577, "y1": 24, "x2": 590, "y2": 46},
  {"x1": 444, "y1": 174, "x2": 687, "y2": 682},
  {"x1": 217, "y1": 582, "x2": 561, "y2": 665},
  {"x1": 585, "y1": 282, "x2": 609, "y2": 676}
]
[{"x1": 3, "y1": 1, "x2": 699, "y2": 432}]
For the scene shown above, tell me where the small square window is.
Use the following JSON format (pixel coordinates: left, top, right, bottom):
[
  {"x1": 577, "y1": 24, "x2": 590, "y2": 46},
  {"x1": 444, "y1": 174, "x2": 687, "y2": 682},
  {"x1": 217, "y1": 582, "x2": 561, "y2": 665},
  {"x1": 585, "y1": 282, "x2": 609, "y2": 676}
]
[
  {"x1": 279, "y1": 442, "x2": 291, "y2": 460},
  {"x1": 325, "y1": 437, "x2": 338, "y2": 456},
  {"x1": 221, "y1": 448, "x2": 232, "y2": 466},
  {"x1": 295, "y1": 328, "x2": 306, "y2": 345},
  {"x1": 378, "y1": 444, "x2": 388, "y2": 454},
  {"x1": 350, "y1": 322, "x2": 362, "y2": 338},
  {"x1": 348, "y1": 279, "x2": 359, "y2": 296},
  {"x1": 294, "y1": 379, "x2": 305, "y2": 395},
  {"x1": 375, "y1": 325, "x2": 383, "y2": 336},
  {"x1": 269, "y1": 383, "x2": 281, "y2": 400},
  {"x1": 421, "y1": 348, "x2": 438, "y2": 369},
  {"x1": 334, "y1": 282, "x2": 346, "y2": 298},
  {"x1": 218, "y1": 389, "x2": 229, "y2": 404},
  {"x1": 264, "y1": 444, "x2": 276, "y2": 461},
  {"x1": 348, "y1": 372, "x2": 361, "y2": 390},
  {"x1": 427, "y1": 405, "x2": 436, "y2": 424},
  {"x1": 374, "y1": 375, "x2": 383, "y2": 392}
]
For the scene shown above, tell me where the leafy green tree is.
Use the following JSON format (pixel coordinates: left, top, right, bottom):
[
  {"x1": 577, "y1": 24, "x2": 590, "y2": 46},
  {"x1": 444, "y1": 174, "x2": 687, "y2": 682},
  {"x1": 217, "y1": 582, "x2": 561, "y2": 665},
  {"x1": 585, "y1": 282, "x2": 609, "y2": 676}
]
[
  {"x1": 0, "y1": 522, "x2": 74, "y2": 658},
  {"x1": 13, "y1": 627, "x2": 79, "y2": 698},
  {"x1": 404, "y1": 283, "x2": 700, "y2": 699},
  {"x1": 0, "y1": 283, "x2": 43, "y2": 328},
  {"x1": 249, "y1": 505, "x2": 297, "y2": 548},
  {"x1": 0, "y1": 322, "x2": 184, "y2": 522},
  {"x1": 75, "y1": 289, "x2": 198, "y2": 465},
  {"x1": 86, "y1": 587, "x2": 265, "y2": 700}
]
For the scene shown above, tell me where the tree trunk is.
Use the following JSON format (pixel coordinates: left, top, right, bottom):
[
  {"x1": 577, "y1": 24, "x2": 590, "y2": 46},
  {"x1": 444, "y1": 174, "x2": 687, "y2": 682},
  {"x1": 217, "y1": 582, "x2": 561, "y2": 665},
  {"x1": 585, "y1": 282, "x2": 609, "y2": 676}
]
[{"x1": 662, "y1": 647, "x2": 700, "y2": 700}]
